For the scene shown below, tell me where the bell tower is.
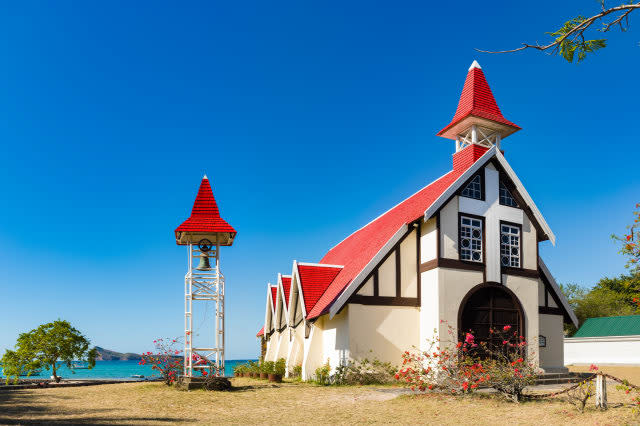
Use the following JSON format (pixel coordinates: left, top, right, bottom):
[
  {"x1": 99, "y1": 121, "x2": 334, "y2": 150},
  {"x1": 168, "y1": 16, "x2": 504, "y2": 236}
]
[
  {"x1": 175, "y1": 175, "x2": 236, "y2": 377},
  {"x1": 437, "y1": 60, "x2": 520, "y2": 152}
]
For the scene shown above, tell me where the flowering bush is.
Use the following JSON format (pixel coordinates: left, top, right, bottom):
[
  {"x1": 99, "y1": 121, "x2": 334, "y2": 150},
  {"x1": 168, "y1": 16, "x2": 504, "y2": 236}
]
[
  {"x1": 397, "y1": 325, "x2": 488, "y2": 394},
  {"x1": 397, "y1": 324, "x2": 537, "y2": 402},
  {"x1": 478, "y1": 326, "x2": 537, "y2": 402},
  {"x1": 614, "y1": 203, "x2": 640, "y2": 274},
  {"x1": 333, "y1": 355, "x2": 397, "y2": 385},
  {"x1": 140, "y1": 338, "x2": 209, "y2": 385},
  {"x1": 565, "y1": 364, "x2": 597, "y2": 412}
]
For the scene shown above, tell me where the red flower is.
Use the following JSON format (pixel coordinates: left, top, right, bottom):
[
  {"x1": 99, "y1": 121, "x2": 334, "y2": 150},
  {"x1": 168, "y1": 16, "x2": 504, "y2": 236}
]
[{"x1": 503, "y1": 325, "x2": 511, "y2": 331}]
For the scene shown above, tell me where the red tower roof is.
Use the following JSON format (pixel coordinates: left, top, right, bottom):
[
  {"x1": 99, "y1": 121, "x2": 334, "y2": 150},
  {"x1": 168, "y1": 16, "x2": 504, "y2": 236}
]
[
  {"x1": 437, "y1": 61, "x2": 520, "y2": 140},
  {"x1": 175, "y1": 175, "x2": 236, "y2": 245}
]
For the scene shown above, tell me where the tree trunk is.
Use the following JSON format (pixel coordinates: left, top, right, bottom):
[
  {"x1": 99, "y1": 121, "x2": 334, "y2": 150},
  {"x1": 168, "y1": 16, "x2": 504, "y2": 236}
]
[{"x1": 52, "y1": 362, "x2": 60, "y2": 383}]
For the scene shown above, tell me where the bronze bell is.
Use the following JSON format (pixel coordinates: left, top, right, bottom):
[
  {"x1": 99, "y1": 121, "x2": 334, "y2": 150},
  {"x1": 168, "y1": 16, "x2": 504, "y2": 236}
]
[{"x1": 196, "y1": 253, "x2": 212, "y2": 270}]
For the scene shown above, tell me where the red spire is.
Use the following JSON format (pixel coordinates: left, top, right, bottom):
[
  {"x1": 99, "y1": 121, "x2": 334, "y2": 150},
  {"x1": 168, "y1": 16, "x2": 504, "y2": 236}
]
[
  {"x1": 437, "y1": 61, "x2": 520, "y2": 139},
  {"x1": 175, "y1": 175, "x2": 236, "y2": 243}
]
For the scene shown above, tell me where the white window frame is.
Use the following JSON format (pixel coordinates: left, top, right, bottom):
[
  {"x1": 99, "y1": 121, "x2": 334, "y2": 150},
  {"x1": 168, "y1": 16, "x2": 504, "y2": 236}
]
[
  {"x1": 460, "y1": 215, "x2": 483, "y2": 263},
  {"x1": 500, "y1": 223, "x2": 521, "y2": 268}
]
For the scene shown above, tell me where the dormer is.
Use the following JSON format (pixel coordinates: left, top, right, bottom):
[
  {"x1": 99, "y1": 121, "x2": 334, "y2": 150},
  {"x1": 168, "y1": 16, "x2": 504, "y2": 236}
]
[{"x1": 437, "y1": 61, "x2": 520, "y2": 152}]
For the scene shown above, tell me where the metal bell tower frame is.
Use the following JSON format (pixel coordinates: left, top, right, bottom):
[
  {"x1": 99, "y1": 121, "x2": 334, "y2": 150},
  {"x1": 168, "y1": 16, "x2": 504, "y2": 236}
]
[
  {"x1": 175, "y1": 175, "x2": 236, "y2": 378},
  {"x1": 184, "y1": 237, "x2": 225, "y2": 377}
]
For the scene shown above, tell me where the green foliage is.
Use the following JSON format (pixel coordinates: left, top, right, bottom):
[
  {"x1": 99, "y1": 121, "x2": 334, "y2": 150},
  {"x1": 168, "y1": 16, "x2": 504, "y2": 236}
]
[
  {"x1": 291, "y1": 364, "x2": 302, "y2": 379},
  {"x1": 262, "y1": 361, "x2": 275, "y2": 374},
  {"x1": 314, "y1": 361, "x2": 331, "y2": 386},
  {"x1": 548, "y1": 16, "x2": 607, "y2": 62},
  {"x1": 274, "y1": 358, "x2": 286, "y2": 376},
  {"x1": 561, "y1": 274, "x2": 640, "y2": 336},
  {"x1": 247, "y1": 360, "x2": 260, "y2": 373},
  {"x1": 1, "y1": 320, "x2": 96, "y2": 384}
]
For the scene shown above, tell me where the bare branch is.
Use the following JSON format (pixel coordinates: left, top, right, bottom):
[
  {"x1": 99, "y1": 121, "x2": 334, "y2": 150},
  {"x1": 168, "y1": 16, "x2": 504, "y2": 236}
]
[{"x1": 477, "y1": 2, "x2": 640, "y2": 56}]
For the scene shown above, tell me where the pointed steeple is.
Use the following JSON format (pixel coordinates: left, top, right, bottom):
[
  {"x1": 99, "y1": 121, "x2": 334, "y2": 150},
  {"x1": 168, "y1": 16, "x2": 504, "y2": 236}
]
[
  {"x1": 437, "y1": 61, "x2": 520, "y2": 143},
  {"x1": 175, "y1": 175, "x2": 236, "y2": 245}
]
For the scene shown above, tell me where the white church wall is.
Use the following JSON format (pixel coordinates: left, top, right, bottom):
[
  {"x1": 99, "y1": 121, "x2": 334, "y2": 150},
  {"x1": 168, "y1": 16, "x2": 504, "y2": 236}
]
[
  {"x1": 437, "y1": 268, "x2": 484, "y2": 345},
  {"x1": 420, "y1": 217, "x2": 437, "y2": 262},
  {"x1": 348, "y1": 303, "x2": 419, "y2": 366},
  {"x1": 303, "y1": 323, "x2": 323, "y2": 380},
  {"x1": 400, "y1": 229, "x2": 418, "y2": 297},
  {"x1": 538, "y1": 313, "x2": 565, "y2": 371},
  {"x1": 503, "y1": 274, "x2": 540, "y2": 365},
  {"x1": 378, "y1": 251, "x2": 396, "y2": 297},
  {"x1": 321, "y1": 308, "x2": 350, "y2": 372},
  {"x1": 275, "y1": 329, "x2": 289, "y2": 360},
  {"x1": 564, "y1": 335, "x2": 640, "y2": 365},
  {"x1": 440, "y1": 197, "x2": 459, "y2": 259},
  {"x1": 286, "y1": 323, "x2": 304, "y2": 376},
  {"x1": 357, "y1": 276, "x2": 374, "y2": 296},
  {"x1": 419, "y1": 268, "x2": 439, "y2": 351},
  {"x1": 265, "y1": 331, "x2": 280, "y2": 362}
]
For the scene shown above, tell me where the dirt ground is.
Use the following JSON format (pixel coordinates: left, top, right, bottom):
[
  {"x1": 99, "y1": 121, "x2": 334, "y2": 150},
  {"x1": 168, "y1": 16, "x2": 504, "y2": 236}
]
[{"x1": 1, "y1": 368, "x2": 640, "y2": 425}]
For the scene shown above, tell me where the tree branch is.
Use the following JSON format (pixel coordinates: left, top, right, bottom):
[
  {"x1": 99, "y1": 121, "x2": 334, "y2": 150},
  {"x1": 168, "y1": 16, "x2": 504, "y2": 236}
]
[{"x1": 477, "y1": 2, "x2": 640, "y2": 56}]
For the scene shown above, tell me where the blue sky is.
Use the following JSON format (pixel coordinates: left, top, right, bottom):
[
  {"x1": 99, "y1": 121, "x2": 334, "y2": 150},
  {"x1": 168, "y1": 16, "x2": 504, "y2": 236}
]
[{"x1": 0, "y1": 1, "x2": 638, "y2": 359}]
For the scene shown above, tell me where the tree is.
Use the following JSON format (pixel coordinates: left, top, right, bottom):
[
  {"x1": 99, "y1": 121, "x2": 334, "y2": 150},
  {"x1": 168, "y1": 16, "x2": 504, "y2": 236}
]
[
  {"x1": 0, "y1": 320, "x2": 96, "y2": 383},
  {"x1": 479, "y1": 1, "x2": 640, "y2": 62},
  {"x1": 561, "y1": 275, "x2": 640, "y2": 335},
  {"x1": 613, "y1": 203, "x2": 640, "y2": 275}
]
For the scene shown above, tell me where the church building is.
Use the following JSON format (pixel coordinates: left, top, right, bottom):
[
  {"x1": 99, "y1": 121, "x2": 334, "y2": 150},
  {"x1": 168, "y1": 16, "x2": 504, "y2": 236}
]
[{"x1": 257, "y1": 61, "x2": 578, "y2": 379}]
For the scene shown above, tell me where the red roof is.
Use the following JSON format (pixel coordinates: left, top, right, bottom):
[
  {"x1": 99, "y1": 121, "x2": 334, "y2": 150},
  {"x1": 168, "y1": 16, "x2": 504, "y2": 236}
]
[
  {"x1": 297, "y1": 264, "x2": 343, "y2": 317},
  {"x1": 175, "y1": 176, "x2": 236, "y2": 238},
  {"x1": 281, "y1": 276, "x2": 292, "y2": 308},
  {"x1": 270, "y1": 286, "x2": 278, "y2": 311},
  {"x1": 305, "y1": 144, "x2": 489, "y2": 319},
  {"x1": 256, "y1": 326, "x2": 264, "y2": 337},
  {"x1": 437, "y1": 62, "x2": 519, "y2": 137}
]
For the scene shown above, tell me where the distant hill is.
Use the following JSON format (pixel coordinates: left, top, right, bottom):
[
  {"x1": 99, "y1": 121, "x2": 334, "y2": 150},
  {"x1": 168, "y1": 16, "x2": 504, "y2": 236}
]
[{"x1": 94, "y1": 346, "x2": 141, "y2": 361}]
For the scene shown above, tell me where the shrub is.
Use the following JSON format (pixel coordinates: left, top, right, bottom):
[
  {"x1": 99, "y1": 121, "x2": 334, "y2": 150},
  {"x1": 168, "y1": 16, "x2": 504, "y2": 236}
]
[
  {"x1": 333, "y1": 355, "x2": 397, "y2": 385},
  {"x1": 275, "y1": 358, "x2": 287, "y2": 376},
  {"x1": 262, "y1": 361, "x2": 275, "y2": 375},
  {"x1": 314, "y1": 361, "x2": 331, "y2": 385},
  {"x1": 291, "y1": 364, "x2": 302, "y2": 379},
  {"x1": 247, "y1": 360, "x2": 260, "y2": 374}
]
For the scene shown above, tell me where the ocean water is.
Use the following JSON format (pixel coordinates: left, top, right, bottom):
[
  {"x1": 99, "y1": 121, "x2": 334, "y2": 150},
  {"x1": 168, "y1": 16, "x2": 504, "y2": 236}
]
[{"x1": 3, "y1": 359, "x2": 256, "y2": 380}]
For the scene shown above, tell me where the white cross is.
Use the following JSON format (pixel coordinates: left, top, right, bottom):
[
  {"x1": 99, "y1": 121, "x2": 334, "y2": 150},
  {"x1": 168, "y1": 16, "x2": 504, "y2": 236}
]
[{"x1": 458, "y1": 163, "x2": 523, "y2": 283}]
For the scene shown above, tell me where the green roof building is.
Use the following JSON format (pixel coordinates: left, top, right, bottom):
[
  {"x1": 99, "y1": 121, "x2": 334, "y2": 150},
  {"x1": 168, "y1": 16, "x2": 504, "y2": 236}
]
[
  {"x1": 573, "y1": 315, "x2": 640, "y2": 338},
  {"x1": 565, "y1": 315, "x2": 640, "y2": 365}
]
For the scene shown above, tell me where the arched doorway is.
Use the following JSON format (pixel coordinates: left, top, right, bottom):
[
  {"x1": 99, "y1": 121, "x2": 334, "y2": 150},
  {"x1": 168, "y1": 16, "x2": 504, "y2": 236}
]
[{"x1": 459, "y1": 284, "x2": 524, "y2": 350}]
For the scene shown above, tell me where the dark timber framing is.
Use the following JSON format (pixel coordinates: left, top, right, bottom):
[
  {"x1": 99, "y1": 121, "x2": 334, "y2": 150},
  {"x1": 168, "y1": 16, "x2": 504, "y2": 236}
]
[
  {"x1": 459, "y1": 170, "x2": 486, "y2": 202},
  {"x1": 538, "y1": 266, "x2": 572, "y2": 323},
  {"x1": 346, "y1": 225, "x2": 420, "y2": 308}
]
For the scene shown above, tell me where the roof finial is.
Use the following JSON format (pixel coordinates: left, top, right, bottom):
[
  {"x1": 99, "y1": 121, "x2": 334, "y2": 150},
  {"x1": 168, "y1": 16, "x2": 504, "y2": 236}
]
[
  {"x1": 203, "y1": 173, "x2": 208, "y2": 180},
  {"x1": 468, "y1": 60, "x2": 482, "y2": 71}
]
